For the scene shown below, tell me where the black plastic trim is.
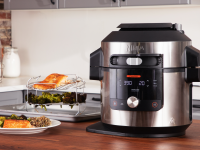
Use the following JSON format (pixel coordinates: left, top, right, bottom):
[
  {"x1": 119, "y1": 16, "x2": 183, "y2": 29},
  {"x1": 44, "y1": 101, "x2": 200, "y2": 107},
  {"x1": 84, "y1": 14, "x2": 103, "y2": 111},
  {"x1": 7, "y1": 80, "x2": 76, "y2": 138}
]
[
  {"x1": 185, "y1": 46, "x2": 200, "y2": 67},
  {"x1": 107, "y1": 66, "x2": 161, "y2": 69},
  {"x1": 110, "y1": 55, "x2": 162, "y2": 68},
  {"x1": 163, "y1": 68, "x2": 185, "y2": 73},
  {"x1": 110, "y1": 99, "x2": 162, "y2": 111},
  {"x1": 100, "y1": 67, "x2": 185, "y2": 73},
  {"x1": 86, "y1": 122, "x2": 191, "y2": 138},
  {"x1": 111, "y1": 54, "x2": 162, "y2": 57},
  {"x1": 193, "y1": 105, "x2": 200, "y2": 108},
  {"x1": 185, "y1": 68, "x2": 200, "y2": 82},
  {"x1": 117, "y1": 23, "x2": 173, "y2": 29},
  {"x1": 190, "y1": 84, "x2": 193, "y2": 121},
  {"x1": 90, "y1": 48, "x2": 104, "y2": 80},
  {"x1": 102, "y1": 31, "x2": 191, "y2": 42},
  {"x1": 92, "y1": 97, "x2": 100, "y2": 101}
]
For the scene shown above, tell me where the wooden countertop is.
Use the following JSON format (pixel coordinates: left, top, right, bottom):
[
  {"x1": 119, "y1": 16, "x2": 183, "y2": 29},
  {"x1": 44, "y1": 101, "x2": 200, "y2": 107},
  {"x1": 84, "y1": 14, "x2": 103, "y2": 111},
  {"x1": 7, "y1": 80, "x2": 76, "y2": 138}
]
[{"x1": 0, "y1": 120, "x2": 200, "y2": 150}]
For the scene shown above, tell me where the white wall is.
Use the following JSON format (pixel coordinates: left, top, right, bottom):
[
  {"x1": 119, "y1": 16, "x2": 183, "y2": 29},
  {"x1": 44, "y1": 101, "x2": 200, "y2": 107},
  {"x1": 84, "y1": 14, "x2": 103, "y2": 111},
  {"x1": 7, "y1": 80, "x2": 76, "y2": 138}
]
[{"x1": 12, "y1": 6, "x2": 200, "y2": 81}]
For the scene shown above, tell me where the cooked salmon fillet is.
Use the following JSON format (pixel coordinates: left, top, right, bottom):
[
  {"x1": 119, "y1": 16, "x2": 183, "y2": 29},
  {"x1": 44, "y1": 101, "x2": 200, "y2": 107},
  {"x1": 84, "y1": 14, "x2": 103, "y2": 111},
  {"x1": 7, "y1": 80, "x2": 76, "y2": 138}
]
[
  {"x1": 33, "y1": 73, "x2": 70, "y2": 90},
  {"x1": 3, "y1": 120, "x2": 32, "y2": 128}
]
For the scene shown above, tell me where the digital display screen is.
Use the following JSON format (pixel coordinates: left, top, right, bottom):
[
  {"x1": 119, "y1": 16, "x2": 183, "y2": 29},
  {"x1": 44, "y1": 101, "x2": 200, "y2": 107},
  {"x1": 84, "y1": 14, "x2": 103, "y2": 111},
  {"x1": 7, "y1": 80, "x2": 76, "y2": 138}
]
[
  {"x1": 139, "y1": 81, "x2": 145, "y2": 86},
  {"x1": 116, "y1": 69, "x2": 162, "y2": 101},
  {"x1": 124, "y1": 81, "x2": 132, "y2": 85},
  {"x1": 127, "y1": 75, "x2": 141, "y2": 78}
]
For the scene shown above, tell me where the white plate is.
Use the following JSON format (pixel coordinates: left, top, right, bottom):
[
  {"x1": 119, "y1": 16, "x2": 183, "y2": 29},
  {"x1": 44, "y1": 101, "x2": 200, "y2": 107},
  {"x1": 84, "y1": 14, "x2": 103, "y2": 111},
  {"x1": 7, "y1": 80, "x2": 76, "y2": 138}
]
[{"x1": 0, "y1": 119, "x2": 61, "y2": 134}]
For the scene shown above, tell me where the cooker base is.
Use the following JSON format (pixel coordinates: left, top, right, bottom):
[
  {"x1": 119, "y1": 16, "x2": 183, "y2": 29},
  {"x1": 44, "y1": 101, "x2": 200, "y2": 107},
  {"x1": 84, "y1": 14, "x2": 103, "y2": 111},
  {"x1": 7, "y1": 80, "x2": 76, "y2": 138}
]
[{"x1": 86, "y1": 121, "x2": 190, "y2": 138}]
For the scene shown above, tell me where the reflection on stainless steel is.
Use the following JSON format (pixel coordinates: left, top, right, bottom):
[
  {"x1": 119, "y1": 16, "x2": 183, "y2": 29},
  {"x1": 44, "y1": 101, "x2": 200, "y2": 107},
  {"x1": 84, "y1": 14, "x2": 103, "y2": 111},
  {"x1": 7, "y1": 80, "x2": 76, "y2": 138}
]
[
  {"x1": 101, "y1": 41, "x2": 192, "y2": 127},
  {"x1": 101, "y1": 71, "x2": 191, "y2": 127},
  {"x1": 102, "y1": 42, "x2": 191, "y2": 68}
]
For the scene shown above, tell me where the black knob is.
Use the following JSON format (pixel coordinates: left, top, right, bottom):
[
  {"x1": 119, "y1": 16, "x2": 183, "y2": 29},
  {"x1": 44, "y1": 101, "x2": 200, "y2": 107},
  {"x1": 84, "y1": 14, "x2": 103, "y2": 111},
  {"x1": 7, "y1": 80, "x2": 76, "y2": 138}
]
[
  {"x1": 113, "y1": 0, "x2": 116, "y2": 2},
  {"x1": 51, "y1": 0, "x2": 55, "y2": 5},
  {"x1": 122, "y1": 0, "x2": 125, "y2": 1}
]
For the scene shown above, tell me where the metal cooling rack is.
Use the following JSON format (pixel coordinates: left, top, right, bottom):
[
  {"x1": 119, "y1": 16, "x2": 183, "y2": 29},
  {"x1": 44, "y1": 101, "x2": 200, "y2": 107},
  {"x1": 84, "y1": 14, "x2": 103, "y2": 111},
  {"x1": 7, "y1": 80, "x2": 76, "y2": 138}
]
[{"x1": 26, "y1": 74, "x2": 86, "y2": 115}]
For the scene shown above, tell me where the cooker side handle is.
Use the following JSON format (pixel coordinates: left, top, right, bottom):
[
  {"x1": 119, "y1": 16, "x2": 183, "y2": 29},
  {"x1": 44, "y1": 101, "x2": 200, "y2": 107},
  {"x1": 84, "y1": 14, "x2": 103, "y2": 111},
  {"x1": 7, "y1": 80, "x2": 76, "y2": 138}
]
[
  {"x1": 90, "y1": 48, "x2": 103, "y2": 80},
  {"x1": 185, "y1": 46, "x2": 200, "y2": 82}
]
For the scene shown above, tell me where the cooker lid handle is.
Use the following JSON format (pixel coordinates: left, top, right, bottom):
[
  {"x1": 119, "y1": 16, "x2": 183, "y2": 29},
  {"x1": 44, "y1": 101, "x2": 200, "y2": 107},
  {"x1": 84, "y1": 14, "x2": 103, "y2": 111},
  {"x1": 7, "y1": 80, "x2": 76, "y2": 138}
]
[
  {"x1": 90, "y1": 48, "x2": 103, "y2": 81},
  {"x1": 185, "y1": 46, "x2": 200, "y2": 82},
  {"x1": 117, "y1": 23, "x2": 173, "y2": 29},
  {"x1": 185, "y1": 46, "x2": 200, "y2": 67}
]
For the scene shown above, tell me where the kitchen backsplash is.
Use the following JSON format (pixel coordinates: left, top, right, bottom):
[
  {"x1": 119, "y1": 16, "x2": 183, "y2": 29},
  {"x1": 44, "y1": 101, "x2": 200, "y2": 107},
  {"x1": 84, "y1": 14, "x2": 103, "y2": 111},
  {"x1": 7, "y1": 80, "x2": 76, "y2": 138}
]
[
  {"x1": 0, "y1": 10, "x2": 11, "y2": 46},
  {"x1": 11, "y1": 6, "x2": 200, "y2": 80}
]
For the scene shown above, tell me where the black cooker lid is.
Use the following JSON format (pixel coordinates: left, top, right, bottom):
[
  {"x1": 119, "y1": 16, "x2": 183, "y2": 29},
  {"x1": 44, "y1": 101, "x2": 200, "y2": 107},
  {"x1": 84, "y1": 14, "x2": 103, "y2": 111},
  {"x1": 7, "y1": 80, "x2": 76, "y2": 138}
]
[{"x1": 102, "y1": 23, "x2": 191, "y2": 42}]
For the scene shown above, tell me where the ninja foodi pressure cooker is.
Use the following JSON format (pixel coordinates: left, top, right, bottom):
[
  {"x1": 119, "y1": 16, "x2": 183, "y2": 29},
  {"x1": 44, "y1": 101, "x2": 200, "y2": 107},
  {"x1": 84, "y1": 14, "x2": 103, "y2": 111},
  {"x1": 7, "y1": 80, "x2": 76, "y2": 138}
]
[{"x1": 86, "y1": 23, "x2": 200, "y2": 138}]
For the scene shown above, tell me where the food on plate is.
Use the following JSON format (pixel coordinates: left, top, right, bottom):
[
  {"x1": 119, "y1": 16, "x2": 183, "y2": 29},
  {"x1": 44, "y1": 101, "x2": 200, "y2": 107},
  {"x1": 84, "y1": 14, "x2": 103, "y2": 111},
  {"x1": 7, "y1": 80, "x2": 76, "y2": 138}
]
[
  {"x1": 0, "y1": 117, "x2": 6, "y2": 127},
  {"x1": 7, "y1": 114, "x2": 27, "y2": 120},
  {"x1": 29, "y1": 116, "x2": 51, "y2": 127},
  {"x1": 33, "y1": 73, "x2": 71, "y2": 90},
  {"x1": 25, "y1": 92, "x2": 87, "y2": 109},
  {"x1": 3, "y1": 120, "x2": 32, "y2": 128},
  {"x1": 0, "y1": 114, "x2": 51, "y2": 128}
]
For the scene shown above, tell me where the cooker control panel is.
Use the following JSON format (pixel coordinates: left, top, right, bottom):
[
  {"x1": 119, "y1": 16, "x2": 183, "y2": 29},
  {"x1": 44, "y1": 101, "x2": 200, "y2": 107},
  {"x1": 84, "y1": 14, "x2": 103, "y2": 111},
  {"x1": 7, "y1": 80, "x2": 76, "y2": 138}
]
[{"x1": 109, "y1": 68, "x2": 163, "y2": 111}]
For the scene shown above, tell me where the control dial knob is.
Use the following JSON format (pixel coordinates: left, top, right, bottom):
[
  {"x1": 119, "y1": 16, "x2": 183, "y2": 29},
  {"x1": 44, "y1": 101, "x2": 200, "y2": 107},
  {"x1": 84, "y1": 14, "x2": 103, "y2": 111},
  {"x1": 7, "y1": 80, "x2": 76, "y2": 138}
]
[{"x1": 127, "y1": 96, "x2": 139, "y2": 108}]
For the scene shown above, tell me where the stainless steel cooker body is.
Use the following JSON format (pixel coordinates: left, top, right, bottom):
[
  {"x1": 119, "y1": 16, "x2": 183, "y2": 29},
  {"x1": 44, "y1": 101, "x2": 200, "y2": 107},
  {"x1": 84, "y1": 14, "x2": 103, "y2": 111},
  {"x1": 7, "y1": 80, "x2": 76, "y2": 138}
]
[{"x1": 101, "y1": 41, "x2": 192, "y2": 127}]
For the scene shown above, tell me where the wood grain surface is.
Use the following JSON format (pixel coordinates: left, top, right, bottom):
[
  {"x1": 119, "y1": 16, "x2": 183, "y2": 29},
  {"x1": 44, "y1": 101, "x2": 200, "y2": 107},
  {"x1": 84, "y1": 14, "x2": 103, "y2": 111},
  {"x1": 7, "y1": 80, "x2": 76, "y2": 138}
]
[{"x1": 0, "y1": 119, "x2": 200, "y2": 150}]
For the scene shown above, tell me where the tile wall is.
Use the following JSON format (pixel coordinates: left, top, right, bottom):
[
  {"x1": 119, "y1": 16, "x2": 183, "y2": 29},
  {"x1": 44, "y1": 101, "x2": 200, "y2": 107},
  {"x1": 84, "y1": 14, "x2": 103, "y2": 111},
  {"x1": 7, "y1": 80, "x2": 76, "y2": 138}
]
[{"x1": 0, "y1": 10, "x2": 11, "y2": 46}]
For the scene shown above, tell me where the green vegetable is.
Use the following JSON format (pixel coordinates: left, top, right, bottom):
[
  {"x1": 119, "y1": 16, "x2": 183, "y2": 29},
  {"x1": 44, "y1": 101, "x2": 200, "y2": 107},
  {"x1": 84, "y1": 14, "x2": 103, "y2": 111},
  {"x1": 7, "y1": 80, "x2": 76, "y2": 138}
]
[
  {"x1": 0, "y1": 121, "x2": 3, "y2": 127},
  {"x1": 43, "y1": 105, "x2": 47, "y2": 111},
  {"x1": 25, "y1": 92, "x2": 87, "y2": 110},
  {"x1": 0, "y1": 117, "x2": 6, "y2": 122},
  {"x1": 37, "y1": 96, "x2": 47, "y2": 104},
  {"x1": 40, "y1": 105, "x2": 47, "y2": 111},
  {"x1": 62, "y1": 92, "x2": 71, "y2": 97},
  {"x1": 10, "y1": 114, "x2": 18, "y2": 119},
  {"x1": 0, "y1": 117, "x2": 6, "y2": 128}
]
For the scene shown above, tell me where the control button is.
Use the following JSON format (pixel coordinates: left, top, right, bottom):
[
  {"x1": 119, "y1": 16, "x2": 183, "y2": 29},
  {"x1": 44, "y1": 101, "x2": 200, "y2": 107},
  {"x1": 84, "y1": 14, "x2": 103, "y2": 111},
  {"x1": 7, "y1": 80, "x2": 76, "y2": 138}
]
[
  {"x1": 152, "y1": 102, "x2": 158, "y2": 108},
  {"x1": 131, "y1": 89, "x2": 139, "y2": 92},
  {"x1": 147, "y1": 85, "x2": 149, "y2": 87},
  {"x1": 121, "y1": 103, "x2": 124, "y2": 106},
  {"x1": 127, "y1": 96, "x2": 139, "y2": 108},
  {"x1": 113, "y1": 101, "x2": 117, "y2": 106}
]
